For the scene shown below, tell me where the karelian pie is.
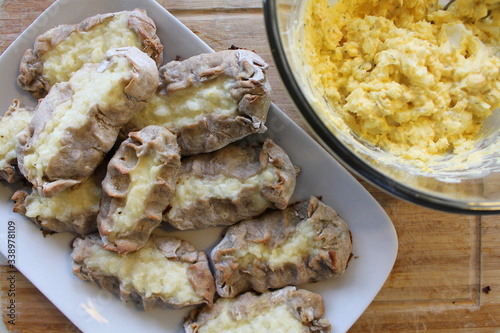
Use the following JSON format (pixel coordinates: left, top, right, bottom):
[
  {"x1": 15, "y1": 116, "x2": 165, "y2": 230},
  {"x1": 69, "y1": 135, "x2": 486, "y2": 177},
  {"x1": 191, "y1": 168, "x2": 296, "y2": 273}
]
[
  {"x1": 98, "y1": 125, "x2": 181, "y2": 254},
  {"x1": 164, "y1": 138, "x2": 297, "y2": 230},
  {"x1": 18, "y1": 9, "x2": 163, "y2": 98},
  {"x1": 125, "y1": 49, "x2": 272, "y2": 155},
  {"x1": 71, "y1": 231, "x2": 215, "y2": 311},
  {"x1": 212, "y1": 196, "x2": 352, "y2": 297}
]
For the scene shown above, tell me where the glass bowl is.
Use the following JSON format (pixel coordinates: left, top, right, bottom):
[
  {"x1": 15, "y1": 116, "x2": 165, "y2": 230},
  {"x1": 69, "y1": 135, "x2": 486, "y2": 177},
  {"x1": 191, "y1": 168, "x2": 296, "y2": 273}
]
[{"x1": 263, "y1": 0, "x2": 500, "y2": 214}]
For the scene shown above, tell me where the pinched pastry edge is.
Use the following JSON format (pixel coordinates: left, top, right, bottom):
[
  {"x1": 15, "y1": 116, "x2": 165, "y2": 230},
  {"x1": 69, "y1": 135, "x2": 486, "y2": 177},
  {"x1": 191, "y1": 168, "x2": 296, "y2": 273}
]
[
  {"x1": 17, "y1": 8, "x2": 163, "y2": 98},
  {"x1": 212, "y1": 196, "x2": 352, "y2": 297},
  {"x1": 98, "y1": 125, "x2": 181, "y2": 254}
]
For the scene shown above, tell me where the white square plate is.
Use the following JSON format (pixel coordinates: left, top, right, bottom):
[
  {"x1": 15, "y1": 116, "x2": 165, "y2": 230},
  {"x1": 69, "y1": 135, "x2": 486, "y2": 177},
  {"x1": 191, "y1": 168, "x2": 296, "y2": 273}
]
[{"x1": 0, "y1": 0, "x2": 398, "y2": 332}]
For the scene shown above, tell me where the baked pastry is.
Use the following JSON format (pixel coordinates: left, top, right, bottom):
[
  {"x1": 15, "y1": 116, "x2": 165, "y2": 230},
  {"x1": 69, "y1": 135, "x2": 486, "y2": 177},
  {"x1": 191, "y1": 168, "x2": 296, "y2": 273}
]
[
  {"x1": 163, "y1": 137, "x2": 297, "y2": 230},
  {"x1": 124, "y1": 49, "x2": 272, "y2": 155},
  {"x1": 0, "y1": 100, "x2": 33, "y2": 183},
  {"x1": 18, "y1": 9, "x2": 163, "y2": 98},
  {"x1": 184, "y1": 286, "x2": 331, "y2": 333},
  {"x1": 16, "y1": 47, "x2": 159, "y2": 197},
  {"x1": 71, "y1": 232, "x2": 215, "y2": 311},
  {"x1": 211, "y1": 196, "x2": 352, "y2": 297},
  {"x1": 11, "y1": 172, "x2": 102, "y2": 235},
  {"x1": 98, "y1": 125, "x2": 181, "y2": 254}
]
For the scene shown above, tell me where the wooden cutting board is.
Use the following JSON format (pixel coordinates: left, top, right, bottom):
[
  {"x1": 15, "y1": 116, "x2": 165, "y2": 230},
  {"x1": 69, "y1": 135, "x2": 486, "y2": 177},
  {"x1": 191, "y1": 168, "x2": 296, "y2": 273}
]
[{"x1": 0, "y1": 1, "x2": 499, "y2": 332}]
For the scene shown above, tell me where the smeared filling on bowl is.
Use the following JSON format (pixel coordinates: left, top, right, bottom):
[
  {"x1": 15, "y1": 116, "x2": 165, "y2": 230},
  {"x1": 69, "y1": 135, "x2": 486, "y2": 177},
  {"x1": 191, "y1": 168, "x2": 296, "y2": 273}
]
[{"x1": 302, "y1": 0, "x2": 500, "y2": 163}]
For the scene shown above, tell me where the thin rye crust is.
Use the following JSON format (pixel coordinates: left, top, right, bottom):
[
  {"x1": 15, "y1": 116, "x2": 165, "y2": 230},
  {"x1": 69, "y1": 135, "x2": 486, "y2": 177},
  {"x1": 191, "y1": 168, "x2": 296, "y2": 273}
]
[{"x1": 211, "y1": 196, "x2": 352, "y2": 297}]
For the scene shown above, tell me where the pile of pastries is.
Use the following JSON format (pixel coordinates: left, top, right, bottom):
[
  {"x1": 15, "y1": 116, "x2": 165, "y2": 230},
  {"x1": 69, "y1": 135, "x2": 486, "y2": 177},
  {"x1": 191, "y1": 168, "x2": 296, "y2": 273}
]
[{"x1": 0, "y1": 9, "x2": 352, "y2": 332}]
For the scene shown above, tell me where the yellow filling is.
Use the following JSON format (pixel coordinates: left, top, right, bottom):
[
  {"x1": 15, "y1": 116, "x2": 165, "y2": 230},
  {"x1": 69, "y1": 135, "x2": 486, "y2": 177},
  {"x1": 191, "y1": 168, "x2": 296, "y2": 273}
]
[
  {"x1": 197, "y1": 302, "x2": 307, "y2": 333},
  {"x1": 302, "y1": 0, "x2": 500, "y2": 161},
  {"x1": 130, "y1": 76, "x2": 239, "y2": 130},
  {"x1": 42, "y1": 11, "x2": 141, "y2": 84},
  {"x1": 83, "y1": 237, "x2": 200, "y2": 302},
  {"x1": 111, "y1": 153, "x2": 163, "y2": 233}
]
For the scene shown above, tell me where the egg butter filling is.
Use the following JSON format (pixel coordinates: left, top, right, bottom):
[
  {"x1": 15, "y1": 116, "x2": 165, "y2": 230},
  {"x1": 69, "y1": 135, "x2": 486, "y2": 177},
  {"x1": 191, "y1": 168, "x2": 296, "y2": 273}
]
[{"x1": 302, "y1": 0, "x2": 500, "y2": 161}]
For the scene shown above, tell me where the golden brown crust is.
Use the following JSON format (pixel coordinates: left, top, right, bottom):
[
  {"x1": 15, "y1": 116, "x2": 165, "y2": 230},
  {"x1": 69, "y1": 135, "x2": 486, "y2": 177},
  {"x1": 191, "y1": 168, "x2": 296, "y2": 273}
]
[
  {"x1": 98, "y1": 125, "x2": 181, "y2": 254},
  {"x1": 184, "y1": 287, "x2": 331, "y2": 333},
  {"x1": 16, "y1": 47, "x2": 159, "y2": 197},
  {"x1": 163, "y1": 138, "x2": 297, "y2": 230},
  {"x1": 211, "y1": 196, "x2": 352, "y2": 297},
  {"x1": 17, "y1": 9, "x2": 163, "y2": 98},
  {"x1": 71, "y1": 232, "x2": 215, "y2": 311},
  {"x1": 124, "y1": 49, "x2": 272, "y2": 155}
]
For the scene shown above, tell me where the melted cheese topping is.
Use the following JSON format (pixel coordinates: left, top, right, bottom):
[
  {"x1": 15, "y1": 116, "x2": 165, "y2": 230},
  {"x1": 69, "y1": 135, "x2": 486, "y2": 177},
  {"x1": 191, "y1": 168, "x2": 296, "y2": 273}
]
[
  {"x1": 167, "y1": 168, "x2": 278, "y2": 218},
  {"x1": 42, "y1": 11, "x2": 141, "y2": 84},
  {"x1": 83, "y1": 238, "x2": 200, "y2": 302},
  {"x1": 111, "y1": 153, "x2": 163, "y2": 233},
  {"x1": 0, "y1": 108, "x2": 32, "y2": 169},
  {"x1": 130, "y1": 76, "x2": 239, "y2": 130},
  {"x1": 302, "y1": 0, "x2": 500, "y2": 162},
  {"x1": 23, "y1": 56, "x2": 132, "y2": 177},
  {"x1": 233, "y1": 220, "x2": 318, "y2": 269},
  {"x1": 197, "y1": 302, "x2": 306, "y2": 333},
  {"x1": 24, "y1": 176, "x2": 101, "y2": 221}
]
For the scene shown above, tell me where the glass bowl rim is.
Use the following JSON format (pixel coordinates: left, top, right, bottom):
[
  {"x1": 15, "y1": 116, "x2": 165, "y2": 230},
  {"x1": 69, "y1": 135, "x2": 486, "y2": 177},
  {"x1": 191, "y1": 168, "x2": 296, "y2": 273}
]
[{"x1": 262, "y1": 0, "x2": 500, "y2": 215}]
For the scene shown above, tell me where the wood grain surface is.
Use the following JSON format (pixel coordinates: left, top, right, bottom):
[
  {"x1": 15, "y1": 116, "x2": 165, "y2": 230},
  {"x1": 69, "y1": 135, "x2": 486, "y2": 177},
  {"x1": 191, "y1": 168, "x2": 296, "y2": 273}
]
[{"x1": 0, "y1": 1, "x2": 499, "y2": 332}]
